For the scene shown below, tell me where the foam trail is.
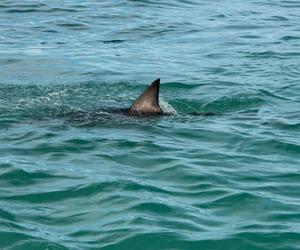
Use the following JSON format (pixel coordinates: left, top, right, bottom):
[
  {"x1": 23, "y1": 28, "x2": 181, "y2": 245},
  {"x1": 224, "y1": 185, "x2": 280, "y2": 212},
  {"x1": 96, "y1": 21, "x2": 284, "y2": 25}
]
[{"x1": 159, "y1": 97, "x2": 177, "y2": 115}]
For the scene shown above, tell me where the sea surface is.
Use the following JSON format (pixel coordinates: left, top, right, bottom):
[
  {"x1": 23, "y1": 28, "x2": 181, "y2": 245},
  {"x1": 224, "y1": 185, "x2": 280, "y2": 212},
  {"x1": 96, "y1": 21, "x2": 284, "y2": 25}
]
[{"x1": 1, "y1": 0, "x2": 300, "y2": 249}]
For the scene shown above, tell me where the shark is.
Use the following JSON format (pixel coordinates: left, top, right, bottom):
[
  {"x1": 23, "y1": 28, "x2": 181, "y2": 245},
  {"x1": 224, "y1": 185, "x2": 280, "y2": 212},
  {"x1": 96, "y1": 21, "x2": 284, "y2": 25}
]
[
  {"x1": 125, "y1": 78, "x2": 215, "y2": 116},
  {"x1": 65, "y1": 78, "x2": 165, "y2": 122},
  {"x1": 66, "y1": 78, "x2": 216, "y2": 122}
]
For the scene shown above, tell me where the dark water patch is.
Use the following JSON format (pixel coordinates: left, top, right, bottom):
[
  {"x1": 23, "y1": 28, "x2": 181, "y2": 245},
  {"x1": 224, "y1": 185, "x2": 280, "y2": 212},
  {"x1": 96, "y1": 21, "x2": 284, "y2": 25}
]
[
  {"x1": 100, "y1": 232, "x2": 182, "y2": 250},
  {"x1": 100, "y1": 232, "x2": 260, "y2": 250},
  {"x1": 237, "y1": 136, "x2": 300, "y2": 158},
  {"x1": 240, "y1": 35, "x2": 261, "y2": 39},
  {"x1": 204, "y1": 52, "x2": 228, "y2": 59},
  {"x1": 198, "y1": 192, "x2": 266, "y2": 210},
  {"x1": 202, "y1": 94, "x2": 264, "y2": 113},
  {"x1": 279, "y1": 1, "x2": 300, "y2": 8},
  {"x1": 3, "y1": 180, "x2": 145, "y2": 203},
  {"x1": 130, "y1": 202, "x2": 174, "y2": 215},
  {"x1": 0, "y1": 58, "x2": 22, "y2": 65},
  {"x1": 2, "y1": 3, "x2": 81, "y2": 14},
  {"x1": 3, "y1": 3, "x2": 47, "y2": 8},
  {"x1": 212, "y1": 14, "x2": 226, "y2": 18},
  {"x1": 5, "y1": 8, "x2": 39, "y2": 13},
  {"x1": 234, "y1": 232, "x2": 300, "y2": 250},
  {"x1": 46, "y1": 7, "x2": 80, "y2": 13},
  {"x1": 2, "y1": 3, "x2": 46, "y2": 13},
  {"x1": 0, "y1": 168, "x2": 72, "y2": 187},
  {"x1": 268, "y1": 172, "x2": 300, "y2": 183},
  {"x1": 280, "y1": 35, "x2": 300, "y2": 41},
  {"x1": 12, "y1": 240, "x2": 68, "y2": 250},
  {"x1": 56, "y1": 22, "x2": 91, "y2": 30},
  {"x1": 265, "y1": 119, "x2": 300, "y2": 131},
  {"x1": 126, "y1": 0, "x2": 190, "y2": 9},
  {"x1": 266, "y1": 15, "x2": 289, "y2": 21},
  {"x1": 0, "y1": 208, "x2": 16, "y2": 221},
  {"x1": 0, "y1": 231, "x2": 35, "y2": 249},
  {"x1": 244, "y1": 50, "x2": 300, "y2": 59},
  {"x1": 42, "y1": 29, "x2": 60, "y2": 33},
  {"x1": 223, "y1": 24, "x2": 263, "y2": 30},
  {"x1": 102, "y1": 39, "x2": 126, "y2": 44},
  {"x1": 163, "y1": 81, "x2": 201, "y2": 90},
  {"x1": 267, "y1": 211, "x2": 300, "y2": 222}
]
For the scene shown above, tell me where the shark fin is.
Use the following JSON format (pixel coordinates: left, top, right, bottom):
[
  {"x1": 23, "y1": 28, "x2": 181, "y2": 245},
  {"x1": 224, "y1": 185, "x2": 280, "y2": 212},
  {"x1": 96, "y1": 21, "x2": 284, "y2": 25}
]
[{"x1": 128, "y1": 78, "x2": 163, "y2": 115}]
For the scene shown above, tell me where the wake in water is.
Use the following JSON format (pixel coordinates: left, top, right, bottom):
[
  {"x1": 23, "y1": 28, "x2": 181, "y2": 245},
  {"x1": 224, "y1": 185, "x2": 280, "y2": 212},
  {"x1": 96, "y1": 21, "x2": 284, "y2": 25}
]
[{"x1": 0, "y1": 79, "x2": 222, "y2": 127}]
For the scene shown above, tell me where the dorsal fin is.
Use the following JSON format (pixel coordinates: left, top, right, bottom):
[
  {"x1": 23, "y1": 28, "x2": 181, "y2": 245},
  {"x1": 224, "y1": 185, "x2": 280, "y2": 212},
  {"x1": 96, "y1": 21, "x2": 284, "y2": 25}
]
[{"x1": 128, "y1": 79, "x2": 163, "y2": 115}]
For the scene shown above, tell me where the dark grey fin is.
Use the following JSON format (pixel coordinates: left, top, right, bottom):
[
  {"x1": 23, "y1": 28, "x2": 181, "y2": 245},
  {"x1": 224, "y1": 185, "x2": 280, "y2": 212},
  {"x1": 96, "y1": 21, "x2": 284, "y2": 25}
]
[{"x1": 128, "y1": 79, "x2": 163, "y2": 115}]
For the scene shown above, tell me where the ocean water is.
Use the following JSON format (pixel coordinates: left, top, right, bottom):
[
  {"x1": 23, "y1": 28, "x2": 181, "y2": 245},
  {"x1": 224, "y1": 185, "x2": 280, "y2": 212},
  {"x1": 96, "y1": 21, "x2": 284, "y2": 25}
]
[{"x1": 1, "y1": 0, "x2": 300, "y2": 249}]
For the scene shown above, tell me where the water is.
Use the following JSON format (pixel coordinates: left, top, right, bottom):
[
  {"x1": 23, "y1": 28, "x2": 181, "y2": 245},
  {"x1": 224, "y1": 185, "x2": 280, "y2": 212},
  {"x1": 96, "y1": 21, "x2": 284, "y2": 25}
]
[{"x1": 1, "y1": 0, "x2": 300, "y2": 249}]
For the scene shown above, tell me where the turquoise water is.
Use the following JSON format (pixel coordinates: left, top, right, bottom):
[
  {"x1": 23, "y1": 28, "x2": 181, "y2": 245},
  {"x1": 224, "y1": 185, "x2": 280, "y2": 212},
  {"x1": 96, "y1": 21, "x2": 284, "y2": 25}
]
[{"x1": 1, "y1": 0, "x2": 300, "y2": 249}]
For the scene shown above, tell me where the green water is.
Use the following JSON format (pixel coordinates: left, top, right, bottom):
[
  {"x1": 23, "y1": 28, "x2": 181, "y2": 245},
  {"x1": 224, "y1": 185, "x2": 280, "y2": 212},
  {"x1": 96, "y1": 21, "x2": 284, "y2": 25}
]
[{"x1": 1, "y1": 0, "x2": 300, "y2": 249}]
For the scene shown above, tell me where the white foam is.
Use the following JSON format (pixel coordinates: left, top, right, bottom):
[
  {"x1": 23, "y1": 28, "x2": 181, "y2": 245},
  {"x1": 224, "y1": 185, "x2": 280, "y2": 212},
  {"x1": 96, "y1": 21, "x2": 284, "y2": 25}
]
[{"x1": 159, "y1": 97, "x2": 177, "y2": 115}]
